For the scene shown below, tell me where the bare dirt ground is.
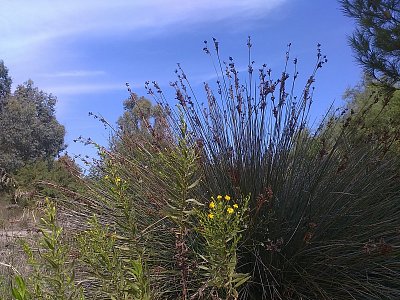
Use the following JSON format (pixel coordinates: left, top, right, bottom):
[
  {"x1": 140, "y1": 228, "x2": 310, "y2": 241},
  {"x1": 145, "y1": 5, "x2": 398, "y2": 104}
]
[
  {"x1": 0, "y1": 200, "x2": 37, "y2": 271},
  {"x1": 0, "y1": 229, "x2": 35, "y2": 240}
]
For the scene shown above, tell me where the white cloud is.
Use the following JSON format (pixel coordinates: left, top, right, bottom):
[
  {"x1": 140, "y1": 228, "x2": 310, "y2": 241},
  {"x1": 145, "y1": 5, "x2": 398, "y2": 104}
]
[
  {"x1": 0, "y1": 0, "x2": 287, "y2": 60},
  {"x1": 43, "y1": 82, "x2": 127, "y2": 96},
  {"x1": 1, "y1": 0, "x2": 287, "y2": 112},
  {"x1": 39, "y1": 70, "x2": 106, "y2": 78}
]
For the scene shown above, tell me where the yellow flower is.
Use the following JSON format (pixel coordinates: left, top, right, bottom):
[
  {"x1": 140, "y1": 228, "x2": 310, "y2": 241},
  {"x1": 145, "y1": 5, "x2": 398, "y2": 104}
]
[
  {"x1": 227, "y1": 207, "x2": 234, "y2": 214},
  {"x1": 208, "y1": 213, "x2": 214, "y2": 219},
  {"x1": 225, "y1": 195, "x2": 231, "y2": 201},
  {"x1": 217, "y1": 195, "x2": 222, "y2": 200},
  {"x1": 233, "y1": 204, "x2": 238, "y2": 209},
  {"x1": 115, "y1": 177, "x2": 121, "y2": 183},
  {"x1": 104, "y1": 175, "x2": 109, "y2": 180},
  {"x1": 209, "y1": 201, "x2": 215, "y2": 209}
]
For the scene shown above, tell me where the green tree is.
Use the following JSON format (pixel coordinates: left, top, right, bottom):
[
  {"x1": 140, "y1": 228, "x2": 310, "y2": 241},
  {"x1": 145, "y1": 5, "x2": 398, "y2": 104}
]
[
  {"x1": 0, "y1": 60, "x2": 12, "y2": 104},
  {"x1": 342, "y1": 78, "x2": 400, "y2": 151},
  {"x1": 118, "y1": 95, "x2": 153, "y2": 134},
  {"x1": 0, "y1": 80, "x2": 65, "y2": 172},
  {"x1": 113, "y1": 92, "x2": 170, "y2": 152},
  {"x1": 340, "y1": 0, "x2": 400, "y2": 86}
]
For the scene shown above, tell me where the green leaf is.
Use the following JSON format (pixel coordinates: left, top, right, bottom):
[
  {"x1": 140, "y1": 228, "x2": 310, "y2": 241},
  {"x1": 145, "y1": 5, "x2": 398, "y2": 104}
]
[
  {"x1": 198, "y1": 254, "x2": 209, "y2": 263},
  {"x1": 11, "y1": 288, "x2": 23, "y2": 300},
  {"x1": 232, "y1": 274, "x2": 251, "y2": 288},
  {"x1": 14, "y1": 275, "x2": 24, "y2": 288},
  {"x1": 12, "y1": 275, "x2": 29, "y2": 300},
  {"x1": 187, "y1": 177, "x2": 201, "y2": 190},
  {"x1": 197, "y1": 265, "x2": 210, "y2": 271},
  {"x1": 185, "y1": 198, "x2": 204, "y2": 206}
]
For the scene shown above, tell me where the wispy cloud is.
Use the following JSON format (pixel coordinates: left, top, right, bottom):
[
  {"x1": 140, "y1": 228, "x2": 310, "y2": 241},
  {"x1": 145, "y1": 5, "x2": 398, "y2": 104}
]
[
  {"x1": 1, "y1": 0, "x2": 287, "y2": 59},
  {"x1": 39, "y1": 70, "x2": 106, "y2": 78},
  {"x1": 1, "y1": 0, "x2": 288, "y2": 117},
  {"x1": 43, "y1": 82, "x2": 128, "y2": 96}
]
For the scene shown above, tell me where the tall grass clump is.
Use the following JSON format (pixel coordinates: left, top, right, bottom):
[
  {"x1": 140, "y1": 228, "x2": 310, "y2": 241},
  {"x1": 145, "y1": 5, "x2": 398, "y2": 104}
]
[
  {"x1": 144, "y1": 38, "x2": 400, "y2": 299},
  {"x1": 23, "y1": 38, "x2": 400, "y2": 299}
]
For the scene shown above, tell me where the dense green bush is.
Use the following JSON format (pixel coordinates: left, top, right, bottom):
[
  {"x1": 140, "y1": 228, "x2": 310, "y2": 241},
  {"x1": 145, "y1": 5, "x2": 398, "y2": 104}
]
[
  {"x1": 0, "y1": 155, "x2": 83, "y2": 208},
  {"x1": 14, "y1": 156, "x2": 83, "y2": 201}
]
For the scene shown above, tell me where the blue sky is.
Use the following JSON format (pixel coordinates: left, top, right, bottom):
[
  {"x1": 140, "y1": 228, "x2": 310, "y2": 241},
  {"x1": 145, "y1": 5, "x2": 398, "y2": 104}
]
[{"x1": 1, "y1": 0, "x2": 361, "y2": 169}]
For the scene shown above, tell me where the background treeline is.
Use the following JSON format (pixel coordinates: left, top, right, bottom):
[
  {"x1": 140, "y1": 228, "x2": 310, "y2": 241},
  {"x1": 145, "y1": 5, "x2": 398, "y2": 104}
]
[{"x1": 0, "y1": 61, "x2": 82, "y2": 210}]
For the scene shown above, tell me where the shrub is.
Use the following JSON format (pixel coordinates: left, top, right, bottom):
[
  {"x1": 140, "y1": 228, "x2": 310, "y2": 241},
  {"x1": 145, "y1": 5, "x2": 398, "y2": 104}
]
[
  {"x1": 11, "y1": 38, "x2": 400, "y2": 300},
  {"x1": 10, "y1": 198, "x2": 84, "y2": 300},
  {"x1": 194, "y1": 194, "x2": 251, "y2": 298}
]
